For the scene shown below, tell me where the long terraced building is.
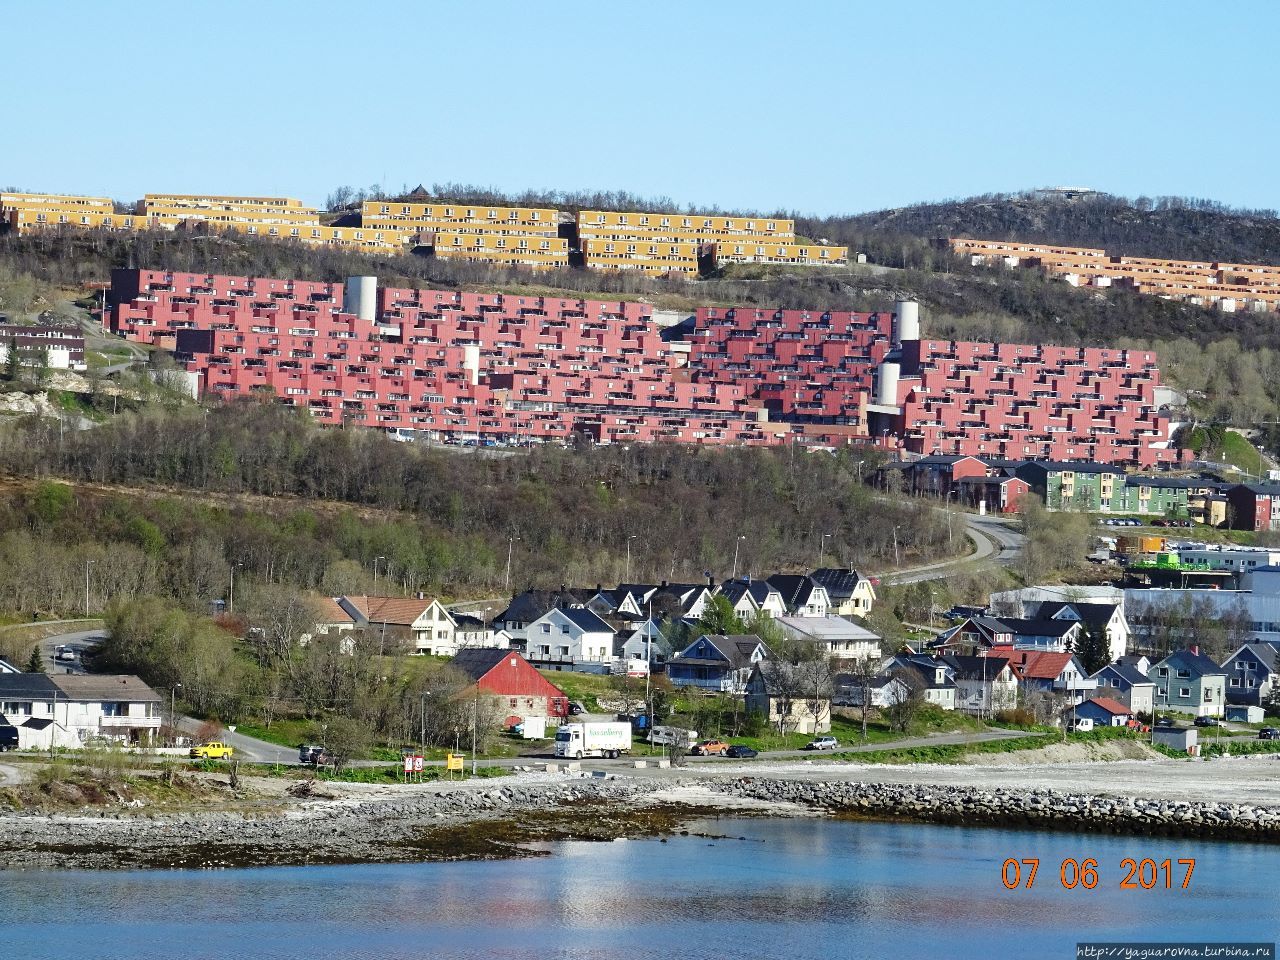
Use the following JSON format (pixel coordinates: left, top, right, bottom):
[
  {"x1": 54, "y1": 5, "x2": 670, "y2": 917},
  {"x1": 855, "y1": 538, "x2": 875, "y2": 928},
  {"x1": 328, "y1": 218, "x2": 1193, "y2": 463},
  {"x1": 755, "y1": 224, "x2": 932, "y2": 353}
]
[{"x1": 108, "y1": 268, "x2": 1178, "y2": 466}]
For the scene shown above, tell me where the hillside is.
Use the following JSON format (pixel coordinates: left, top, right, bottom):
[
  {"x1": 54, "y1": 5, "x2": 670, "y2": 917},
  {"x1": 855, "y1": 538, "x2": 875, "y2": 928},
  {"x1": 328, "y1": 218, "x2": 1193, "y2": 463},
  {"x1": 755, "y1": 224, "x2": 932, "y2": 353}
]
[{"x1": 798, "y1": 191, "x2": 1280, "y2": 265}]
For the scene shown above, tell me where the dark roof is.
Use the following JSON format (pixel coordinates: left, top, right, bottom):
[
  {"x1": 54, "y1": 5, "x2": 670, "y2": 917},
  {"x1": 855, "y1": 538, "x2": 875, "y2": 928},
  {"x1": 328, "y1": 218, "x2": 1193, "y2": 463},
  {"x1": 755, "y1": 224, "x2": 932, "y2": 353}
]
[
  {"x1": 1156, "y1": 648, "x2": 1226, "y2": 676},
  {"x1": 751, "y1": 660, "x2": 832, "y2": 696},
  {"x1": 0, "y1": 673, "x2": 58, "y2": 700},
  {"x1": 1031, "y1": 601, "x2": 1120, "y2": 630},
  {"x1": 992, "y1": 617, "x2": 1080, "y2": 638},
  {"x1": 1015, "y1": 461, "x2": 1127, "y2": 475},
  {"x1": 1093, "y1": 662, "x2": 1152, "y2": 686},
  {"x1": 887, "y1": 655, "x2": 955, "y2": 689},
  {"x1": 1125, "y1": 476, "x2": 1231, "y2": 491},
  {"x1": 1228, "y1": 643, "x2": 1280, "y2": 673},
  {"x1": 451, "y1": 648, "x2": 514, "y2": 681},
  {"x1": 720, "y1": 579, "x2": 779, "y2": 606},
  {"x1": 767, "y1": 574, "x2": 823, "y2": 610},
  {"x1": 809, "y1": 568, "x2": 869, "y2": 601},
  {"x1": 497, "y1": 588, "x2": 593, "y2": 624},
  {"x1": 556, "y1": 607, "x2": 615, "y2": 633},
  {"x1": 945, "y1": 654, "x2": 1012, "y2": 680},
  {"x1": 452, "y1": 613, "x2": 487, "y2": 630},
  {"x1": 681, "y1": 634, "x2": 768, "y2": 670},
  {"x1": 1233, "y1": 483, "x2": 1280, "y2": 496}
]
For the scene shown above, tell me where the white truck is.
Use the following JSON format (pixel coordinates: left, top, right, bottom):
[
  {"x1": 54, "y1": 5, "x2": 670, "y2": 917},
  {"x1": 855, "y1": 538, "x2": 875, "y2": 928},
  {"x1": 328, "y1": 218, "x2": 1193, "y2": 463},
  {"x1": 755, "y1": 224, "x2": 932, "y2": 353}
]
[
  {"x1": 554, "y1": 721, "x2": 632, "y2": 759},
  {"x1": 647, "y1": 725, "x2": 698, "y2": 749}
]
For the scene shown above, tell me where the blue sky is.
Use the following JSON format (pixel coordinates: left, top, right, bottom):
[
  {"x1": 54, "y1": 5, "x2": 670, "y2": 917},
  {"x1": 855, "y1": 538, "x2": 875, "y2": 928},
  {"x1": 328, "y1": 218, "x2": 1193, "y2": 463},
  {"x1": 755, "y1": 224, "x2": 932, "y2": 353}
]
[{"x1": 5, "y1": 1, "x2": 1278, "y2": 214}]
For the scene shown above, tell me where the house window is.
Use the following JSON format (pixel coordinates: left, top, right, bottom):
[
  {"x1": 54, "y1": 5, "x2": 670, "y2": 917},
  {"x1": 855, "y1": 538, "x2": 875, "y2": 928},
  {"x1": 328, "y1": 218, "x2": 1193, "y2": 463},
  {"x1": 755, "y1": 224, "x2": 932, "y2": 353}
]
[
  {"x1": 1203, "y1": 689, "x2": 1214, "y2": 702},
  {"x1": 509, "y1": 698, "x2": 517, "y2": 708},
  {"x1": 541, "y1": 624, "x2": 551, "y2": 633},
  {"x1": 1179, "y1": 687, "x2": 1191, "y2": 699},
  {"x1": 1176, "y1": 669, "x2": 1190, "y2": 679},
  {"x1": 1231, "y1": 678, "x2": 1241, "y2": 687},
  {"x1": 561, "y1": 625, "x2": 570, "y2": 634}
]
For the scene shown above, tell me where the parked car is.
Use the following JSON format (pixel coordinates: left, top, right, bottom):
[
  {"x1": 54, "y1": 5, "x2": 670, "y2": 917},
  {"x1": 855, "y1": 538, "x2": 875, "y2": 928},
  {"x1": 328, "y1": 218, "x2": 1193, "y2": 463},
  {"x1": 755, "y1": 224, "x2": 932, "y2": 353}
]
[
  {"x1": 1155, "y1": 716, "x2": 1175, "y2": 727},
  {"x1": 299, "y1": 744, "x2": 328, "y2": 764},
  {"x1": 190, "y1": 741, "x2": 235, "y2": 760},
  {"x1": 1194, "y1": 716, "x2": 1221, "y2": 727},
  {"x1": 54, "y1": 645, "x2": 75, "y2": 663},
  {"x1": 724, "y1": 744, "x2": 758, "y2": 759},
  {"x1": 568, "y1": 701, "x2": 587, "y2": 716},
  {"x1": 692, "y1": 739, "x2": 730, "y2": 756},
  {"x1": 0, "y1": 725, "x2": 19, "y2": 751},
  {"x1": 803, "y1": 736, "x2": 838, "y2": 751},
  {"x1": 1258, "y1": 727, "x2": 1279, "y2": 740},
  {"x1": 1067, "y1": 718, "x2": 1095, "y2": 733}
]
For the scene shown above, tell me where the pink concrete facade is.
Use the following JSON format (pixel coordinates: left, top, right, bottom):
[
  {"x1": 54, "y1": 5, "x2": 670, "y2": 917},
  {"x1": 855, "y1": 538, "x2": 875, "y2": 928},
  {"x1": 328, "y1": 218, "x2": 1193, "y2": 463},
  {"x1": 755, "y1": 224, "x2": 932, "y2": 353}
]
[{"x1": 108, "y1": 270, "x2": 1174, "y2": 465}]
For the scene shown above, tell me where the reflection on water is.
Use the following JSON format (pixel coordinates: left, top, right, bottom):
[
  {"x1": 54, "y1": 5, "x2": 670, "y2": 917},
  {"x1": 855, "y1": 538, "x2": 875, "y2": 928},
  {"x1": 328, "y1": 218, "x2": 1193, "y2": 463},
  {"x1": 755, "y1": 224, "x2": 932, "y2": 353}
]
[{"x1": 3, "y1": 818, "x2": 1276, "y2": 960}]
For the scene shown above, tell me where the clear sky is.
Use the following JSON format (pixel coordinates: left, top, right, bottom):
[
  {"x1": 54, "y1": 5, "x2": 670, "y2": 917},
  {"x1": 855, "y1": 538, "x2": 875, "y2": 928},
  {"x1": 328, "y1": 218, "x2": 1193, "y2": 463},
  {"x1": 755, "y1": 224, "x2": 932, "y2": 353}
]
[{"x1": 6, "y1": 0, "x2": 1278, "y2": 215}]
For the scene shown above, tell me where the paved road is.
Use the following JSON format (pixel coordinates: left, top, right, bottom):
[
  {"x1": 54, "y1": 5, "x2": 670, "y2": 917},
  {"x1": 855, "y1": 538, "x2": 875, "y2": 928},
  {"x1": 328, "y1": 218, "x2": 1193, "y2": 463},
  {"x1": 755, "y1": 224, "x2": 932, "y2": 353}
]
[
  {"x1": 175, "y1": 717, "x2": 298, "y2": 765},
  {"x1": 879, "y1": 514, "x2": 1023, "y2": 585},
  {"x1": 38, "y1": 627, "x2": 107, "y2": 675}
]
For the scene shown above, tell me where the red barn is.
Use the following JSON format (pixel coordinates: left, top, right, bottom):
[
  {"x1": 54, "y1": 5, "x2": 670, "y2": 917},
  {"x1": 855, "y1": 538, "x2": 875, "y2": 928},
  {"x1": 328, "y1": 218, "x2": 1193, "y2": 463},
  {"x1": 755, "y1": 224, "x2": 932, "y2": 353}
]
[{"x1": 452, "y1": 649, "x2": 570, "y2": 725}]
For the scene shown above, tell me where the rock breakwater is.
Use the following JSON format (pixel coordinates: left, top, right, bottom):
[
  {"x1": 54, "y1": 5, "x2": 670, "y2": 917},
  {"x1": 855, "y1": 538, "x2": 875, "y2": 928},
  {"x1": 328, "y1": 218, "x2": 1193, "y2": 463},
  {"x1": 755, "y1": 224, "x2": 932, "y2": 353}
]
[{"x1": 712, "y1": 777, "x2": 1280, "y2": 842}]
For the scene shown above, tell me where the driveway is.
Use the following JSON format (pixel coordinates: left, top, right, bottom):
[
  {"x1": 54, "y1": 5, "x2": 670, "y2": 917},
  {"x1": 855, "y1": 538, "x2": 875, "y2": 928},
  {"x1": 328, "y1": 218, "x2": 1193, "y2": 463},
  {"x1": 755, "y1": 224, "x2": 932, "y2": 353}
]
[{"x1": 879, "y1": 514, "x2": 1024, "y2": 585}]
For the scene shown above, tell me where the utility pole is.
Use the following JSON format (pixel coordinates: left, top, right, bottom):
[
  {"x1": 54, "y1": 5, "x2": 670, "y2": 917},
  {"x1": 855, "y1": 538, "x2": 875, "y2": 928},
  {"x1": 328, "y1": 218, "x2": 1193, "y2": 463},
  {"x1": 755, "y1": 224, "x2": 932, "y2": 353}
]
[
  {"x1": 373, "y1": 555, "x2": 386, "y2": 594},
  {"x1": 892, "y1": 525, "x2": 901, "y2": 568},
  {"x1": 505, "y1": 537, "x2": 520, "y2": 593},
  {"x1": 83, "y1": 559, "x2": 95, "y2": 617},
  {"x1": 228, "y1": 561, "x2": 242, "y2": 614},
  {"x1": 170, "y1": 682, "x2": 182, "y2": 746},
  {"x1": 625, "y1": 535, "x2": 637, "y2": 582},
  {"x1": 420, "y1": 691, "x2": 430, "y2": 756},
  {"x1": 471, "y1": 686, "x2": 478, "y2": 775},
  {"x1": 731, "y1": 535, "x2": 746, "y2": 580},
  {"x1": 819, "y1": 533, "x2": 833, "y2": 568}
]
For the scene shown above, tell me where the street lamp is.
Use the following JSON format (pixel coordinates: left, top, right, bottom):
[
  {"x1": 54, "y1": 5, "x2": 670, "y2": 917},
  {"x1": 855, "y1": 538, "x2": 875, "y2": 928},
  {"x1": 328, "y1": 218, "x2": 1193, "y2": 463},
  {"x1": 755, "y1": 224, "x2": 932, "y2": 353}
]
[
  {"x1": 892, "y1": 525, "x2": 902, "y2": 568},
  {"x1": 505, "y1": 537, "x2": 520, "y2": 594},
  {"x1": 170, "y1": 682, "x2": 183, "y2": 746},
  {"x1": 83, "y1": 559, "x2": 96, "y2": 617},
  {"x1": 420, "y1": 691, "x2": 431, "y2": 756},
  {"x1": 373, "y1": 555, "x2": 386, "y2": 594},
  {"x1": 731, "y1": 535, "x2": 747, "y2": 580},
  {"x1": 625, "y1": 535, "x2": 638, "y2": 583}
]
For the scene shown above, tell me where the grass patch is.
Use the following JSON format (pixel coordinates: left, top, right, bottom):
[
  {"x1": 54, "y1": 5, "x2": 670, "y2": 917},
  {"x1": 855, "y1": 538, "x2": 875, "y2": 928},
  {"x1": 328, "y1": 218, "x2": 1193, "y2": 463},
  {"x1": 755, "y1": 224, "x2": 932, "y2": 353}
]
[
  {"x1": 1201, "y1": 738, "x2": 1280, "y2": 758},
  {"x1": 536, "y1": 670, "x2": 616, "y2": 712}
]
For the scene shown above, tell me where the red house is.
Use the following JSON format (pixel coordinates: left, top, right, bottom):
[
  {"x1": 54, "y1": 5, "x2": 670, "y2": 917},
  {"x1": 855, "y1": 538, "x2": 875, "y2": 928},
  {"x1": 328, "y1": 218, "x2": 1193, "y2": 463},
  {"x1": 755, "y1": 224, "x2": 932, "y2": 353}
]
[{"x1": 451, "y1": 649, "x2": 570, "y2": 724}]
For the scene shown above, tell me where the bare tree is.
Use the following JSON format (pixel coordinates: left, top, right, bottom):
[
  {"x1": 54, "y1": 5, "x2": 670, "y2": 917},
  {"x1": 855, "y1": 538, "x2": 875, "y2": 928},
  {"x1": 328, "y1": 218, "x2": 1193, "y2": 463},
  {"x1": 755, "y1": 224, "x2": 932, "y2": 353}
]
[{"x1": 883, "y1": 669, "x2": 925, "y2": 732}]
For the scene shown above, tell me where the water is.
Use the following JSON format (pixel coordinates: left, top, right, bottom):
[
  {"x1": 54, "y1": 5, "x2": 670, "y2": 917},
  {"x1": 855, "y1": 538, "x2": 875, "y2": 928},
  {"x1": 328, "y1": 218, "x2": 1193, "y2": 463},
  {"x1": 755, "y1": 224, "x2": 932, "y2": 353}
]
[{"x1": 3, "y1": 819, "x2": 1276, "y2": 959}]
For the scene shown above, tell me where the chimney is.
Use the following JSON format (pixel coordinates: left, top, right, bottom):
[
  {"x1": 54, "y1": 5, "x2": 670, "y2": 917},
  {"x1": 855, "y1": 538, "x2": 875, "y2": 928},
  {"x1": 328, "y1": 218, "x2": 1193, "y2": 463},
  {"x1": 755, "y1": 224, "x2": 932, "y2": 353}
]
[
  {"x1": 416, "y1": 591, "x2": 426, "y2": 600},
  {"x1": 1190, "y1": 644, "x2": 1199, "y2": 656},
  {"x1": 707, "y1": 573, "x2": 715, "y2": 587},
  {"x1": 661, "y1": 580, "x2": 668, "y2": 589}
]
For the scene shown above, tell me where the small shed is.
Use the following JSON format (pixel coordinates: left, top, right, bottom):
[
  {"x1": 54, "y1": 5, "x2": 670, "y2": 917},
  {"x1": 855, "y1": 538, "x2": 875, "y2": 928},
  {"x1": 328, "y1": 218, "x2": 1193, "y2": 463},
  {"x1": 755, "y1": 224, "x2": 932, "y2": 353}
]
[
  {"x1": 1225, "y1": 704, "x2": 1265, "y2": 724},
  {"x1": 1070, "y1": 697, "x2": 1132, "y2": 728},
  {"x1": 1152, "y1": 727, "x2": 1199, "y2": 756}
]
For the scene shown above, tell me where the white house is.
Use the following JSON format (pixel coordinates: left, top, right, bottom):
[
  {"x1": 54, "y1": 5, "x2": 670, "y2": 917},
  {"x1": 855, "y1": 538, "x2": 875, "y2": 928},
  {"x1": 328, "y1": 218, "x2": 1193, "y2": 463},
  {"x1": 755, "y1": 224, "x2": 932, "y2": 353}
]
[
  {"x1": 0, "y1": 674, "x2": 162, "y2": 749},
  {"x1": 949, "y1": 655, "x2": 1018, "y2": 716},
  {"x1": 524, "y1": 607, "x2": 616, "y2": 667},
  {"x1": 810, "y1": 568, "x2": 878, "y2": 617},
  {"x1": 718, "y1": 579, "x2": 788, "y2": 620},
  {"x1": 882, "y1": 654, "x2": 958, "y2": 711},
  {"x1": 619, "y1": 619, "x2": 671, "y2": 665},
  {"x1": 776, "y1": 615, "x2": 880, "y2": 661},
  {"x1": 767, "y1": 575, "x2": 831, "y2": 617},
  {"x1": 339, "y1": 595, "x2": 458, "y2": 656}
]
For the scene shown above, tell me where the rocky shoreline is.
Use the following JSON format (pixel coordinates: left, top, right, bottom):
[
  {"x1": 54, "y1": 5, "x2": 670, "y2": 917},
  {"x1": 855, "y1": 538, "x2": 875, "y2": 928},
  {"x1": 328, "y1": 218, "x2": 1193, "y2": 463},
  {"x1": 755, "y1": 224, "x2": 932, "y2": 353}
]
[
  {"x1": 712, "y1": 777, "x2": 1280, "y2": 842},
  {"x1": 3, "y1": 770, "x2": 1279, "y2": 871}
]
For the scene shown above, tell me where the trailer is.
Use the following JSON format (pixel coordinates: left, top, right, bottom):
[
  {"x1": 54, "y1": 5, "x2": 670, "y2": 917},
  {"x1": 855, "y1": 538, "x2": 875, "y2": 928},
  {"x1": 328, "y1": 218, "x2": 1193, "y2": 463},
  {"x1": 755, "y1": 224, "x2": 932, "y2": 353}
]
[{"x1": 554, "y1": 721, "x2": 632, "y2": 759}]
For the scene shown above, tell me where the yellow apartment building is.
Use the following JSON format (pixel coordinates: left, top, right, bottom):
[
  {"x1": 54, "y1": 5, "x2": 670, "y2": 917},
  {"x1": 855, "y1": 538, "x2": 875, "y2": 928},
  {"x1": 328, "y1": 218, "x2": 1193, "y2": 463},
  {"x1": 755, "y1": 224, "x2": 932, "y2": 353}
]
[
  {"x1": 432, "y1": 231, "x2": 569, "y2": 269},
  {"x1": 0, "y1": 192, "x2": 145, "y2": 233},
  {"x1": 713, "y1": 240, "x2": 848, "y2": 267},
  {"x1": 139, "y1": 194, "x2": 320, "y2": 231},
  {"x1": 362, "y1": 201, "x2": 560, "y2": 236},
  {"x1": 577, "y1": 210, "x2": 795, "y2": 242},
  {"x1": 580, "y1": 238, "x2": 700, "y2": 276}
]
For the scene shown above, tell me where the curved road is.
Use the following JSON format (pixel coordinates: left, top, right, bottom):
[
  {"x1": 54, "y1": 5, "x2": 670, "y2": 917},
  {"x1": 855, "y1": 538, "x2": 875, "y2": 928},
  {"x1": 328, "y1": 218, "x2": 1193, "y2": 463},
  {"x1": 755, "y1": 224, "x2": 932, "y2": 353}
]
[{"x1": 879, "y1": 514, "x2": 1024, "y2": 586}]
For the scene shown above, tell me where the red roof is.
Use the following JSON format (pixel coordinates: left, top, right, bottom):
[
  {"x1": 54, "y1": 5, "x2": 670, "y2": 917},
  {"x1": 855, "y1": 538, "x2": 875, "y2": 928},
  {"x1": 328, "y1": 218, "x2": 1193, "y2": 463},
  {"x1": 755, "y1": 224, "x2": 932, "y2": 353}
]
[
  {"x1": 1007, "y1": 651, "x2": 1076, "y2": 681},
  {"x1": 1081, "y1": 696, "x2": 1131, "y2": 716}
]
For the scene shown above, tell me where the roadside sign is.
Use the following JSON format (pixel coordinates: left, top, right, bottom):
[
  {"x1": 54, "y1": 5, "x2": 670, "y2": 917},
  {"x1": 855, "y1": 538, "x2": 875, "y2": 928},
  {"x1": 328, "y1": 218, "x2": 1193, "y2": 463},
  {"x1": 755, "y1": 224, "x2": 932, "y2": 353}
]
[
  {"x1": 412, "y1": 755, "x2": 424, "y2": 773},
  {"x1": 403, "y1": 756, "x2": 414, "y2": 774},
  {"x1": 446, "y1": 753, "x2": 464, "y2": 772}
]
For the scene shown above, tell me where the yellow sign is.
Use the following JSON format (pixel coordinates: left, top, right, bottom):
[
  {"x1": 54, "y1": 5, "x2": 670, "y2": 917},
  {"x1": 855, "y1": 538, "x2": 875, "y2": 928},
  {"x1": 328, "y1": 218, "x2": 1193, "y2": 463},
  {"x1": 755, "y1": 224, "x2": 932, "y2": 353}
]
[{"x1": 446, "y1": 753, "x2": 464, "y2": 772}]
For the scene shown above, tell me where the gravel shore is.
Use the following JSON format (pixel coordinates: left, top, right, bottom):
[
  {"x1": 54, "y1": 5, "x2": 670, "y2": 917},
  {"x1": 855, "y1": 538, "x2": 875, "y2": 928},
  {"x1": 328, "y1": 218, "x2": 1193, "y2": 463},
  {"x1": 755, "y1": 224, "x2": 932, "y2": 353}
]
[{"x1": 3, "y1": 754, "x2": 1278, "y2": 870}]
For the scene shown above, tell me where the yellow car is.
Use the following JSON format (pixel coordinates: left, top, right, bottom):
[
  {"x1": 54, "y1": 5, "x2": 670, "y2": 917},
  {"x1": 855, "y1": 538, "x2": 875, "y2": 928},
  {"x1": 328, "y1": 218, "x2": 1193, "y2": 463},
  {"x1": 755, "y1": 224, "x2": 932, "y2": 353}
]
[{"x1": 190, "y1": 741, "x2": 234, "y2": 760}]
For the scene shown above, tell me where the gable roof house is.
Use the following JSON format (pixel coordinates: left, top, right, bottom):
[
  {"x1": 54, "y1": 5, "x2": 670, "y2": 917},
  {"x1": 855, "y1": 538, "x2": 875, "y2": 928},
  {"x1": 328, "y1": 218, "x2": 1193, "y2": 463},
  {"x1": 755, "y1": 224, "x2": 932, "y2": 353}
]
[
  {"x1": 767, "y1": 575, "x2": 831, "y2": 617},
  {"x1": 881, "y1": 653, "x2": 959, "y2": 710},
  {"x1": 946, "y1": 615, "x2": 1083, "y2": 655},
  {"x1": 667, "y1": 634, "x2": 770, "y2": 693},
  {"x1": 619, "y1": 618, "x2": 671, "y2": 666},
  {"x1": 0, "y1": 658, "x2": 19, "y2": 674},
  {"x1": 523, "y1": 607, "x2": 617, "y2": 671},
  {"x1": 833, "y1": 672, "x2": 913, "y2": 709},
  {"x1": 1150, "y1": 647, "x2": 1227, "y2": 717},
  {"x1": 809, "y1": 568, "x2": 877, "y2": 617},
  {"x1": 451, "y1": 648, "x2": 570, "y2": 722},
  {"x1": 745, "y1": 660, "x2": 832, "y2": 735},
  {"x1": 1221, "y1": 642, "x2": 1280, "y2": 707},
  {"x1": 1069, "y1": 696, "x2": 1133, "y2": 727},
  {"x1": 718, "y1": 578, "x2": 788, "y2": 620},
  {"x1": 1030, "y1": 601, "x2": 1130, "y2": 661},
  {"x1": 0, "y1": 673, "x2": 161, "y2": 749},
  {"x1": 776, "y1": 615, "x2": 881, "y2": 661},
  {"x1": 1090, "y1": 660, "x2": 1156, "y2": 715},
  {"x1": 340, "y1": 595, "x2": 459, "y2": 656},
  {"x1": 1005, "y1": 651, "x2": 1097, "y2": 705},
  {"x1": 494, "y1": 587, "x2": 595, "y2": 644},
  {"x1": 948, "y1": 654, "x2": 1018, "y2": 717}
]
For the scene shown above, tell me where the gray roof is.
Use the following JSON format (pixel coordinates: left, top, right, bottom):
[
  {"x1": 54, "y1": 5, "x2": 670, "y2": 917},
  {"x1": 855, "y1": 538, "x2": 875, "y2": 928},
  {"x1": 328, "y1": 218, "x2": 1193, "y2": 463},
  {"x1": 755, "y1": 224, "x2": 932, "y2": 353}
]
[
  {"x1": 750, "y1": 660, "x2": 832, "y2": 696},
  {"x1": 945, "y1": 654, "x2": 1012, "y2": 681},
  {"x1": 1032, "y1": 601, "x2": 1120, "y2": 629},
  {"x1": 1093, "y1": 662, "x2": 1153, "y2": 686},
  {"x1": 556, "y1": 607, "x2": 615, "y2": 633},
  {"x1": 1154, "y1": 648, "x2": 1226, "y2": 677},
  {"x1": 50, "y1": 675, "x2": 161, "y2": 703},
  {"x1": 0, "y1": 673, "x2": 58, "y2": 700}
]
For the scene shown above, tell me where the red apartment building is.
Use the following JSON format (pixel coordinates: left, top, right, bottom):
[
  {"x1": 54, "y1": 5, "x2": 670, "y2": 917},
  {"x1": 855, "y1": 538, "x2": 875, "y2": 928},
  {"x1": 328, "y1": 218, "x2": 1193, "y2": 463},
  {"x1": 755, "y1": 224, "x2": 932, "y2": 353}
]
[{"x1": 108, "y1": 269, "x2": 1175, "y2": 466}]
